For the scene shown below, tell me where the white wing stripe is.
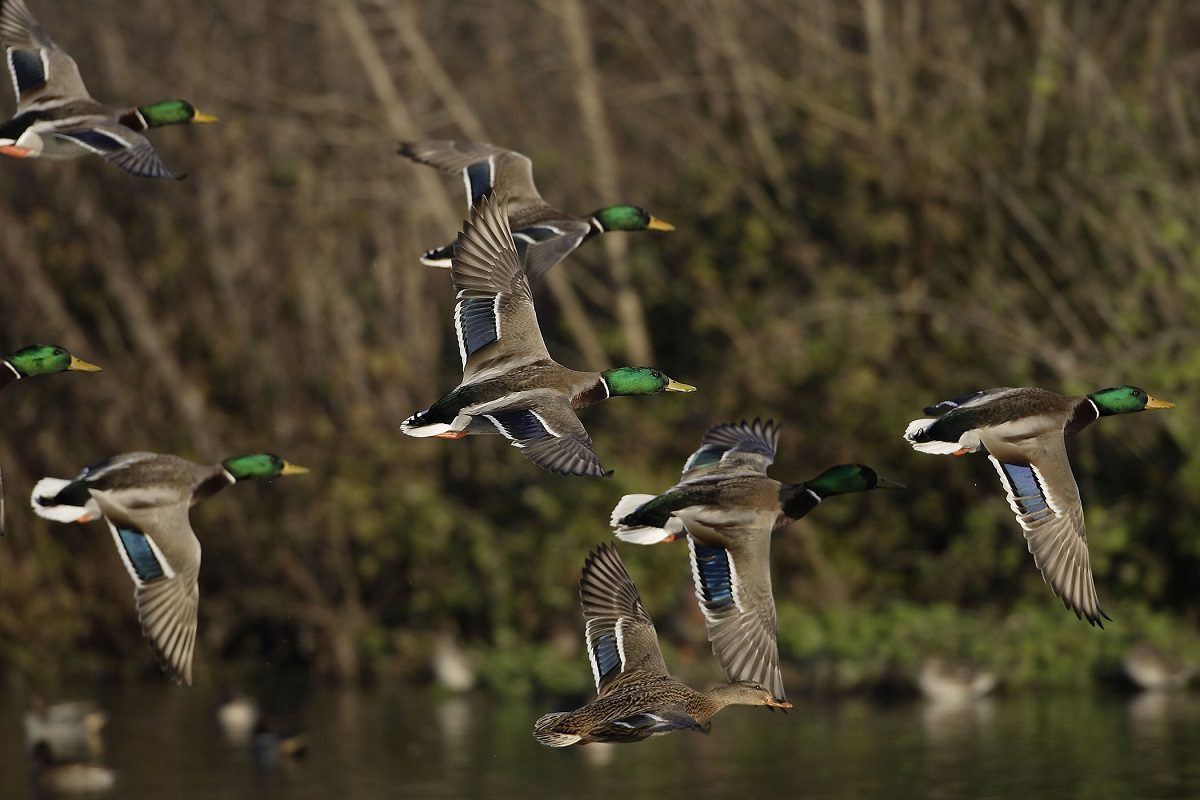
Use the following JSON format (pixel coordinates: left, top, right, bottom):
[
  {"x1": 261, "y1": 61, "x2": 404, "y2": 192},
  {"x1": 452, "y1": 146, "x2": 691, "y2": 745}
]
[{"x1": 615, "y1": 617, "x2": 627, "y2": 669}]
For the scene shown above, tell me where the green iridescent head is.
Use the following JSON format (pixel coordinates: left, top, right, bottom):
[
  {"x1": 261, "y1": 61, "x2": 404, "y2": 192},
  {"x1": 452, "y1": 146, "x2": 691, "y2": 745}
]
[
  {"x1": 5, "y1": 344, "x2": 101, "y2": 377},
  {"x1": 601, "y1": 367, "x2": 696, "y2": 396},
  {"x1": 221, "y1": 453, "x2": 309, "y2": 481},
  {"x1": 592, "y1": 205, "x2": 675, "y2": 233},
  {"x1": 805, "y1": 464, "x2": 905, "y2": 498},
  {"x1": 1089, "y1": 386, "x2": 1174, "y2": 416},
  {"x1": 138, "y1": 100, "x2": 218, "y2": 128}
]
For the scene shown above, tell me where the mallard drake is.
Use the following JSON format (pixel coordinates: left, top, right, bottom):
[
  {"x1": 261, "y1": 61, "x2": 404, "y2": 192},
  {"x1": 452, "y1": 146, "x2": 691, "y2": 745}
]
[
  {"x1": 0, "y1": 0, "x2": 216, "y2": 178},
  {"x1": 903, "y1": 385, "x2": 1174, "y2": 626},
  {"x1": 533, "y1": 544, "x2": 790, "y2": 747},
  {"x1": 0, "y1": 343, "x2": 100, "y2": 535},
  {"x1": 917, "y1": 657, "x2": 997, "y2": 704},
  {"x1": 401, "y1": 194, "x2": 695, "y2": 477},
  {"x1": 29, "y1": 740, "x2": 116, "y2": 794},
  {"x1": 30, "y1": 452, "x2": 309, "y2": 684},
  {"x1": 1123, "y1": 642, "x2": 1193, "y2": 691},
  {"x1": 610, "y1": 419, "x2": 903, "y2": 701},
  {"x1": 397, "y1": 140, "x2": 674, "y2": 280}
]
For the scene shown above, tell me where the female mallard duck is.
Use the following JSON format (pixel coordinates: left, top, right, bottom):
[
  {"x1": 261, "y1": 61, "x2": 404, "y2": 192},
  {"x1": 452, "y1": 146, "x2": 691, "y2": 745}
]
[
  {"x1": 533, "y1": 544, "x2": 790, "y2": 747},
  {"x1": 0, "y1": 0, "x2": 216, "y2": 178},
  {"x1": 401, "y1": 194, "x2": 695, "y2": 477},
  {"x1": 903, "y1": 385, "x2": 1174, "y2": 626},
  {"x1": 30, "y1": 452, "x2": 308, "y2": 685},
  {"x1": 397, "y1": 140, "x2": 674, "y2": 280},
  {"x1": 0, "y1": 343, "x2": 100, "y2": 535},
  {"x1": 609, "y1": 419, "x2": 903, "y2": 702}
]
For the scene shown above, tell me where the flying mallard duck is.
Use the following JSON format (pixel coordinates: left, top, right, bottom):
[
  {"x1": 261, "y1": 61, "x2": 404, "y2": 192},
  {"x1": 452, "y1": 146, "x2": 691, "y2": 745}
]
[
  {"x1": 31, "y1": 452, "x2": 308, "y2": 684},
  {"x1": 610, "y1": 419, "x2": 903, "y2": 701},
  {"x1": 903, "y1": 385, "x2": 1174, "y2": 626},
  {"x1": 397, "y1": 140, "x2": 674, "y2": 280},
  {"x1": 533, "y1": 544, "x2": 790, "y2": 747},
  {"x1": 401, "y1": 194, "x2": 695, "y2": 477},
  {"x1": 0, "y1": 343, "x2": 100, "y2": 535},
  {"x1": 0, "y1": 0, "x2": 216, "y2": 178}
]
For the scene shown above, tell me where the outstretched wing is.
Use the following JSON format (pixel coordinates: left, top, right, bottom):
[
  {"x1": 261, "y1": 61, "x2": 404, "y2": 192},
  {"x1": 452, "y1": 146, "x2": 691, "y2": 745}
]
[
  {"x1": 687, "y1": 529, "x2": 785, "y2": 701},
  {"x1": 450, "y1": 193, "x2": 551, "y2": 383},
  {"x1": 580, "y1": 544, "x2": 669, "y2": 696},
  {"x1": 92, "y1": 492, "x2": 202, "y2": 685},
  {"x1": 55, "y1": 126, "x2": 175, "y2": 178},
  {"x1": 988, "y1": 439, "x2": 1107, "y2": 626},
  {"x1": 398, "y1": 140, "x2": 545, "y2": 212},
  {"x1": 0, "y1": 0, "x2": 91, "y2": 111},
  {"x1": 478, "y1": 393, "x2": 607, "y2": 477},
  {"x1": 681, "y1": 418, "x2": 781, "y2": 481}
]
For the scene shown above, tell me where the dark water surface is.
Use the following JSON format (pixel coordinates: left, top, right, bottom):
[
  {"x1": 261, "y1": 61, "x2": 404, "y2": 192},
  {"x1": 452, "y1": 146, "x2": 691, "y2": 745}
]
[{"x1": 4, "y1": 686, "x2": 1199, "y2": 799}]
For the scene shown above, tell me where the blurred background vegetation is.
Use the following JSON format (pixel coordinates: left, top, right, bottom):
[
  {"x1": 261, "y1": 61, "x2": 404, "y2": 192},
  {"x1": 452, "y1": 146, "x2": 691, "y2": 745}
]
[{"x1": 1, "y1": 0, "x2": 1198, "y2": 697}]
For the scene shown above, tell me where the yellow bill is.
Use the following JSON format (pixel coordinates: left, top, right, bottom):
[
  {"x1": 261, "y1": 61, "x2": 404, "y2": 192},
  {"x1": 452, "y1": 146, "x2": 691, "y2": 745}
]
[
  {"x1": 647, "y1": 216, "x2": 675, "y2": 232},
  {"x1": 68, "y1": 355, "x2": 102, "y2": 372},
  {"x1": 281, "y1": 462, "x2": 310, "y2": 475},
  {"x1": 1146, "y1": 395, "x2": 1175, "y2": 410},
  {"x1": 665, "y1": 379, "x2": 696, "y2": 393},
  {"x1": 193, "y1": 110, "x2": 219, "y2": 124}
]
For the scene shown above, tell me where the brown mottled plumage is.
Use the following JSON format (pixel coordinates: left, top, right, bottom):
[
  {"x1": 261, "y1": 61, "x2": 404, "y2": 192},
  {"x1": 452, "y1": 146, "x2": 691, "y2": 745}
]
[{"x1": 533, "y1": 544, "x2": 789, "y2": 747}]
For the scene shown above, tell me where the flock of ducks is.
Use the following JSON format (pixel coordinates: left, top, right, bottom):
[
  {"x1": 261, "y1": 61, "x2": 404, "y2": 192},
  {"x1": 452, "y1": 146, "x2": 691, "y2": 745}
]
[{"x1": 0, "y1": 0, "x2": 1186, "y2": 769}]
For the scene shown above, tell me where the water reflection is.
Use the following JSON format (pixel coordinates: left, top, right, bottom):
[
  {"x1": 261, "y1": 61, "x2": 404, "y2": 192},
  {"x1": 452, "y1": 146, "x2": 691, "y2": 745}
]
[
  {"x1": 920, "y1": 696, "x2": 995, "y2": 744},
  {"x1": 3, "y1": 687, "x2": 1200, "y2": 799}
]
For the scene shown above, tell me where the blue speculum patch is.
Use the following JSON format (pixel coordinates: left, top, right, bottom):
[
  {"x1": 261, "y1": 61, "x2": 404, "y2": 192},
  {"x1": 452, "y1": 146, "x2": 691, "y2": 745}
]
[
  {"x1": 117, "y1": 527, "x2": 165, "y2": 582},
  {"x1": 9, "y1": 49, "x2": 45, "y2": 95},
  {"x1": 58, "y1": 129, "x2": 125, "y2": 153},
  {"x1": 1001, "y1": 463, "x2": 1053, "y2": 521},
  {"x1": 465, "y1": 161, "x2": 492, "y2": 207},
  {"x1": 457, "y1": 296, "x2": 499, "y2": 359},
  {"x1": 685, "y1": 444, "x2": 727, "y2": 472},
  {"x1": 488, "y1": 409, "x2": 549, "y2": 441},
  {"x1": 694, "y1": 543, "x2": 734, "y2": 609},
  {"x1": 592, "y1": 631, "x2": 621, "y2": 680}
]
